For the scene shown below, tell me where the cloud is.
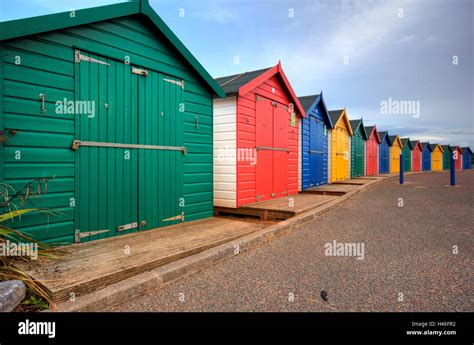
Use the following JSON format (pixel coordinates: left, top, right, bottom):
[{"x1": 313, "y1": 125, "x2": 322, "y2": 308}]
[{"x1": 262, "y1": 0, "x2": 422, "y2": 84}]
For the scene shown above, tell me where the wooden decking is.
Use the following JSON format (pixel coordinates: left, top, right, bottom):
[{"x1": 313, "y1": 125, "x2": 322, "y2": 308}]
[
  {"x1": 215, "y1": 194, "x2": 336, "y2": 221},
  {"x1": 333, "y1": 178, "x2": 373, "y2": 185},
  {"x1": 304, "y1": 183, "x2": 358, "y2": 196},
  {"x1": 18, "y1": 218, "x2": 265, "y2": 302}
]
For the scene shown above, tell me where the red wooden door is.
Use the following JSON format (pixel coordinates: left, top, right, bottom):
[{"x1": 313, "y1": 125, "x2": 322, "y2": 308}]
[
  {"x1": 366, "y1": 136, "x2": 377, "y2": 176},
  {"x1": 256, "y1": 97, "x2": 274, "y2": 202},
  {"x1": 256, "y1": 96, "x2": 288, "y2": 202},
  {"x1": 412, "y1": 149, "x2": 421, "y2": 172},
  {"x1": 273, "y1": 103, "x2": 288, "y2": 198}
]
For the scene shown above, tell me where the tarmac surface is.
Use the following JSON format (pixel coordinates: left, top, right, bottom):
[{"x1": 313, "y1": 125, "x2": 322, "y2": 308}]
[{"x1": 109, "y1": 171, "x2": 474, "y2": 312}]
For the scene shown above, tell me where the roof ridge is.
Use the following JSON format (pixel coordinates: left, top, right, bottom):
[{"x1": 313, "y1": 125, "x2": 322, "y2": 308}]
[{"x1": 219, "y1": 72, "x2": 247, "y2": 87}]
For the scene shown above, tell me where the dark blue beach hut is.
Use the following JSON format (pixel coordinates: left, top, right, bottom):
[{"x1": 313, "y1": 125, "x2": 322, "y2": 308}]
[{"x1": 299, "y1": 93, "x2": 333, "y2": 190}]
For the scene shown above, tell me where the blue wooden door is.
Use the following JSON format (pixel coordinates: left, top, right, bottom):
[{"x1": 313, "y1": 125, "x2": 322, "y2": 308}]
[
  {"x1": 422, "y1": 148, "x2": 431, "y2": 171},
  {"x1": 379, "y1": 141, "x2": 390, "y2": 174},
  {"x1": 309, "y1": 116, "x2": 325, "y2": 186}
]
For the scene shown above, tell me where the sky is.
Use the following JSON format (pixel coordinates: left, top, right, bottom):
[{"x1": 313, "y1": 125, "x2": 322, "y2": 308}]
[{"x1": 1, "y1": 0, "x2": 473, "y2": 148}]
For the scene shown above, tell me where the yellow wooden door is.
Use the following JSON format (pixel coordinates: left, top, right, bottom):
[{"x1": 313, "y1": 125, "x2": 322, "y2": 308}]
[
  {"x1": 390, "y1": 145, "x2": 401, "y2": 173},
  {"x1": 433, "y1": 148, "x2": 443, "y2": 171}
]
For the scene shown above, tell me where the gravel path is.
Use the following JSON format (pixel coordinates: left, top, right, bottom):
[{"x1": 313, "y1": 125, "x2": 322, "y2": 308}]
[{"x1": 109, "y1": 171, "x2": 474, "y2": 312}]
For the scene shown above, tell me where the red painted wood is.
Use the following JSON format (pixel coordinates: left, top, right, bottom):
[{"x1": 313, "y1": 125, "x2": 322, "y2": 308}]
[
  {"x1": 412, "y1": 142, "x2": 422, "y2": 172},
  {"x1": 366, "y1": 129, "x2": 379, "y2": 176},
  {"x1": 454, "y1": 147, "x2": 462, "y2": 170},
  {"x1": 236, "y1": 73, "x2": 301, "y2": 207},
  {"x1": 256, "y1": 97, "x2": 274, "y2": 201}
]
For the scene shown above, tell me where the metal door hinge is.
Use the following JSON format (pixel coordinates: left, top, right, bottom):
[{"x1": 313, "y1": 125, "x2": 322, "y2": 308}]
[
  {"x1": 271, "y1": 193, "x2": 277, "y2": 197},
  {"x1": 163, "y1": 212, "x2": 184, "y2": 222},
  {"x1": 117, "y1": 222, "x2": 139, "y2": 232},
  {"x1": 164, "y1": 78, "x2": 184, "y2": 89},
  {"x1": 74, "y1": 229, "x2": 110, "y2": 243},
  {"x1": 75, "y1": 50, "x2": 110, "y2": 66},
  {"x1": 195, "y1": 116, "x2": 199, "y2": 129},
  {"x1": 256, "y1": 195, "x2": 264, "y2": 200},
  {"x1": 132, "y1": 67, "x2": 148, "y2": 76}
]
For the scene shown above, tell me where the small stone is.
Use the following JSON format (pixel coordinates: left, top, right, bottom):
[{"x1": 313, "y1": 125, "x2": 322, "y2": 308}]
[{"x1": 0, "y1": 280, "x2": 26, "y2": 312}]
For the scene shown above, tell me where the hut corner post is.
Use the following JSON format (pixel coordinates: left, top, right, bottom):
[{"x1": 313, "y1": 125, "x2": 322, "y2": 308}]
[
  {"x1": 450, "y1": 154, "x2": 456, "y2": 186},
  {"x1": 399, "y1": 154, "x2": 404, "y2": 184}
]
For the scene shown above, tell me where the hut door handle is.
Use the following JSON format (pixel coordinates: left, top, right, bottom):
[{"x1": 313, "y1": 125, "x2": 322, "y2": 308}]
[
  {"x1": 195, "y1": 115, "x2": 199, "y2": 129},
  {"x1": 39, "y1": 93, "x2": 46, "y2": 113}
]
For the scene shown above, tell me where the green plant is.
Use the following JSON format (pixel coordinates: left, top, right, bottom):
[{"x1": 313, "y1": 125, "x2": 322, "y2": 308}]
[
  {"x1": 21, "y1": 295, "x2": 50, "y2": 310},
  {"x1": 0, "y1": 181, "x2": 66, "y2": 308}
]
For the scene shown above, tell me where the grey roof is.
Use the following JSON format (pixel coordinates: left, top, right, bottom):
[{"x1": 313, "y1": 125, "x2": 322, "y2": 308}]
[
  {"x1": 328, "y1": 109, "x2": 344, "y2": 125},
  {"x1": 349, "y1": 119, "x2": 361, "y2": 132},
  {"x1": 214, "y1": 67, "x2": 272, "y2": 95},
  {"x1": 401, "y1": 138, "x2": 413, "y2": 149},
  {"x1": 365, "y1": 126, "x2": 376, "y2": 135},
  {"x1": 461, "y1": 146, "x2": 472, "y2": 154},
  {"x1": 378, "y1": 131, "x2": 388, "y2": 141},
  {"x1": 441, "y1": 145, "x2": 452, "y2": 152},
  {"x1": 388, "y1": 135, "x2": 399, "y2": 146},
  {"x1": 298, "y1": 94, "x2": 320, "y2": 112},
  {"x1": 420, "y1": 142, "x2": 432, "y2": 151}
]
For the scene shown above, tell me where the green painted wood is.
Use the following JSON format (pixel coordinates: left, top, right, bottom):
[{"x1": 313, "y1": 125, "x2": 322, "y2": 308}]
[
  {"x1": 2, "y1": 15, "x2": 215, "y2": 244},
  {"x1": 4, "y1": 163, "x2": 74, "y2": 179},
  {"x1": 0, "y1": 0, "x2": 224, "y2": 96},
  {"x1": 4, "y1": 97, "x2": 74, "y2": 119},
  {"x1": 403, "y1": 144, "x2": 412, "y2": 172},
  {"x1": 4, "y1": 64, "x2": 73, "y2": 90},
  {"x1": 351, "y1": 126, "x2": 366, "y2": 177},
  {"x1": 4, "y1": 114, "x2": 74, "y2": 134},
  {"x1": 7, "y1": 178, "x2": 74, "y2": 194},
  {"x1": 0, "y1": 43, "x2": 4, "y2": 187},
  {"x1": 443, "y1": 148, "x2": 451, "y2": 170}
]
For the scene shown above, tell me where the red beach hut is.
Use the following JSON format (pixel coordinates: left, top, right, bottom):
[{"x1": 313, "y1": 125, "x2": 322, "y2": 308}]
[
  {"x1": 364, "y1": 125, "x2": 381, "y2": 176},
  {"x1": 411, "y1": 140, "x2": 423, "y2": 172},
  {"x1": 213, "y1": 62, "x2": 305, "y2": 208}
]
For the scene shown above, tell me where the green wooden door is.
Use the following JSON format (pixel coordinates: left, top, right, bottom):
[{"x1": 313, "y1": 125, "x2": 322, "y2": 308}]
[
  {"x1": 137, "y1": 70, "x2": 184, "y2": 230},
  {"x1": 74, "y1": 51, "x2": 184, "y2": 242},
  {"x1": 351, "y1": 131, "x2": 365, "y2": 177}
]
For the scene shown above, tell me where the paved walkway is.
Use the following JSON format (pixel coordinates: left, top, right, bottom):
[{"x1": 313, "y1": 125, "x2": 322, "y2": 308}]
[{"x1": 109, "y1": 171, "x2": 474, "y2": 312}]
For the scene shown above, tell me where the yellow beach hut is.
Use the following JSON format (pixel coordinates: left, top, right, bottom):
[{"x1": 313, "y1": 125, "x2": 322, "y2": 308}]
[
  {"x1": 328, "y1": 109, "x2": 353, "y2": 182},
  {"x1": 431, "y1": 144, "x2": 444, "y2": 171},
  {"x1": 388, "y1": 135, "x2": 403, "y2": 174}
]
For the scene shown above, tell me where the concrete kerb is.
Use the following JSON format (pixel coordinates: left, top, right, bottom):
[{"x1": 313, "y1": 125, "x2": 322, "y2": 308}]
[{"x1": 50, "y1": 175, "x2": 395, "y2": 312}]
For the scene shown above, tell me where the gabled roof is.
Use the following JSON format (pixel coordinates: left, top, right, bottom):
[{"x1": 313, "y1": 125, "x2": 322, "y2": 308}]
[
  {"x1": 215, "y1": 62, "x2": 305, "y2": 117},
  {"x1": 378, "y1": 131, "x2": 389, "y2": 143},
  {"x1": 364, "y1": 125, "x2": 381, "y2": 144},
  {"x1": 215, "y1": 67, "x2": 271, "y2": 95},
  {"x1": 298, "y1": 92, "x2": 333, "y2": 128},
  {"x1": 461, "y1": 147, "x2": 472, "y2": 154},
  {"x1": 0, "y1": 0, "x2": 225, "y2": 97},
  {"x1": 421, "y1": 142, "x2": 433, "y2": 152},
  {"x1": 411, "y1": 140, "x2": 423, "y2": 151},
  {"x1": 349, "y1": 119, "x2": 368, "y2": 140},
  {"x1": 328, "y1": 109, "x2": 353, "y2": 136},
  {"x1": 388, "y1": 135, "x2": 403, "y2": 148},
  {"x1": 401, "y1": 138, "x2": 413, "y2": 150},
  {"x1": 452, "y1": 146, "x2": 463, "y2": 153},
  {"x1": 441, "y1": 145, "x2": 452, "y2": 153},
  {"x1": 431, "y1": 144, "x2": 444, "y2": 153}
]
